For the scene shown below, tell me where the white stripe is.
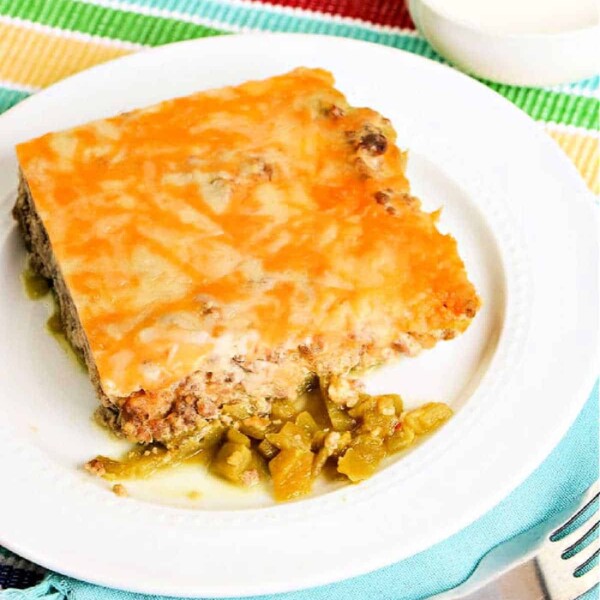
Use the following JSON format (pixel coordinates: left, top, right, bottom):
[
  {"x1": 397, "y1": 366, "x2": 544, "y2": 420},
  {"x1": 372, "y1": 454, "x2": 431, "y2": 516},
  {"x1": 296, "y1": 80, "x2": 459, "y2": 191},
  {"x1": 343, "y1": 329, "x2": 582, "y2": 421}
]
[
  {"x1": 543, "y1": 122, "x2": 600, "y2": 138},
  {"x1": 0, "y1": 14, "x2": 146, "y2": 50},
  {"x1": 81, "y1": 0, "x2": 419, "y2": 38},
  {"x1": 78, "y1": 0, "x2": 244, "y2": 33},
  {"x1": 0, "y1": 79, "x2": 39, "y2": 94},
  {"x1": 547, "y1": 85, "x2": 599, "y2": 98}
]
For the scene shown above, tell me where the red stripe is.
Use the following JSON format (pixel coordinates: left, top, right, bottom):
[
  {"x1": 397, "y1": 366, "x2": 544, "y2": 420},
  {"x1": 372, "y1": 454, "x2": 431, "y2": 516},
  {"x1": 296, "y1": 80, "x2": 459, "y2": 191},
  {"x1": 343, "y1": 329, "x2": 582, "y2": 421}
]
[{"x1": 257, "y1": 0, "x2": 416, "y2": 29}]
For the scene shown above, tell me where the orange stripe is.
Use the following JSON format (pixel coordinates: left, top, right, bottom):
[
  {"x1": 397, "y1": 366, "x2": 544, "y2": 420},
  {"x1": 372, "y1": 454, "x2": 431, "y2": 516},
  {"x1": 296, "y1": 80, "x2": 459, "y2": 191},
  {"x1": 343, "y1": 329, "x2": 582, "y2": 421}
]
[
  {"x1": 0, "y1": 21, "x2": 131, "y2": 89},
  {"x1": 546, "y1": 128, "x2": 599, "y2": 194}
]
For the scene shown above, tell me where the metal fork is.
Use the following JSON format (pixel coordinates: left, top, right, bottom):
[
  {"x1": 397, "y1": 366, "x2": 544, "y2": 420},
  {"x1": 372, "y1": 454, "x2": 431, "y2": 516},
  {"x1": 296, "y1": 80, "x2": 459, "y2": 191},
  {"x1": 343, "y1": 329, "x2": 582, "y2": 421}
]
[{"x1": 434, "y1": 482, "x2": 599, "y2": 600}]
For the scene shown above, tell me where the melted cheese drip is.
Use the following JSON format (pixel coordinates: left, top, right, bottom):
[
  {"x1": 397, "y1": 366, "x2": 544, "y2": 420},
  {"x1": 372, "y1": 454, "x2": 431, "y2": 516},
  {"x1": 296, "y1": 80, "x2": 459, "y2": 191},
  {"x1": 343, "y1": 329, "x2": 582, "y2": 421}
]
[{"x1": 17, "y1": 68, "x2": 478, "y2": 397}]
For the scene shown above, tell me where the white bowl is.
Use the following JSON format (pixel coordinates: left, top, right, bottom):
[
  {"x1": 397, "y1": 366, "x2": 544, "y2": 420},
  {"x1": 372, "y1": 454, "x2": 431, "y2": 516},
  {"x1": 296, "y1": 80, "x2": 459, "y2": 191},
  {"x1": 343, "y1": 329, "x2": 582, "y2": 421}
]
[{"x1": 408, "y1": 0, "x2": 600, "y2": 86}]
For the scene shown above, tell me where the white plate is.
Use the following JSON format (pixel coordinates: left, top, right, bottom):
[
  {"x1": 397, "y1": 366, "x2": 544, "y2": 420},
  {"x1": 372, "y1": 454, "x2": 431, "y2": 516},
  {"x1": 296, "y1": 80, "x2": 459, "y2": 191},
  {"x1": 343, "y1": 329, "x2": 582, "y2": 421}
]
[{"x1": 0, "y1": 34, "x2": 597, "y2": 597}]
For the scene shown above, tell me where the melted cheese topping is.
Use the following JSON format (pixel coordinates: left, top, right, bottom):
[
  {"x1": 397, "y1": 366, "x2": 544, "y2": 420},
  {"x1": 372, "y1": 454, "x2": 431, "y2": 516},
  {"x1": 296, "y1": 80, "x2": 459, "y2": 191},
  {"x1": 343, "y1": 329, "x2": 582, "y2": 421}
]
[{"x1": 17, "y1": 68, "x2": 479, "y2": 397}]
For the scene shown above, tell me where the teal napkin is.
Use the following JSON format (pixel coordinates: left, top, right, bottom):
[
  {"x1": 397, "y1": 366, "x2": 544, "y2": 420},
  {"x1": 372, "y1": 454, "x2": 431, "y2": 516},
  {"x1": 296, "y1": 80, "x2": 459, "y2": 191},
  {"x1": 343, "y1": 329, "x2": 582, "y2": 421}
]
[{"x1": 2, "y1": 384, "x2": 597, "y2": 600}]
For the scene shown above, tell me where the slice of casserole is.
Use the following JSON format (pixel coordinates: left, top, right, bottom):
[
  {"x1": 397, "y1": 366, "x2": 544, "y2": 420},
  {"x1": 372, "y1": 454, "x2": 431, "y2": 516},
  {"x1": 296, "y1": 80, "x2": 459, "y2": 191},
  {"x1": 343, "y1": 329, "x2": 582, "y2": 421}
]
[{"x1": 13, "y1": 68, "x2": 480, "y2": 445}]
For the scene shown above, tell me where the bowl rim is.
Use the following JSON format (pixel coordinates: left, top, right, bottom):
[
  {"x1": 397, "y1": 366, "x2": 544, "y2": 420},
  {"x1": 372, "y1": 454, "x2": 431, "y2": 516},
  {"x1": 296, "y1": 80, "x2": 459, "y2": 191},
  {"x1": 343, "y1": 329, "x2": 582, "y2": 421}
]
[{"x1": 413, "y1": 0, "x2": 600, "y2": 40}]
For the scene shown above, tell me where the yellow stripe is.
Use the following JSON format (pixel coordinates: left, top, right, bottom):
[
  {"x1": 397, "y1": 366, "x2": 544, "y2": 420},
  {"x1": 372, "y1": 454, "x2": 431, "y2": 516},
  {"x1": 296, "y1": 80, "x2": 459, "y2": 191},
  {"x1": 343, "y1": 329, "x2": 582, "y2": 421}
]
[
  {"x1": 0, "y1": 22, "x2": 131, "y2": 89},
  {"x1": 546, "y1": 128, "x2": 600, "y2": 194}
]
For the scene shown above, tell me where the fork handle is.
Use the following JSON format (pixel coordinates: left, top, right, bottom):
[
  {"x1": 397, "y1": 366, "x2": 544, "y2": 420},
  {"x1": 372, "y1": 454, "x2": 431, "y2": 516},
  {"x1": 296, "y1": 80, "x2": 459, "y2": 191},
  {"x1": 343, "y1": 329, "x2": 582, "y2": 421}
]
[{"x1": 444, "y1": 558, "x2": 549, "y2": 600}]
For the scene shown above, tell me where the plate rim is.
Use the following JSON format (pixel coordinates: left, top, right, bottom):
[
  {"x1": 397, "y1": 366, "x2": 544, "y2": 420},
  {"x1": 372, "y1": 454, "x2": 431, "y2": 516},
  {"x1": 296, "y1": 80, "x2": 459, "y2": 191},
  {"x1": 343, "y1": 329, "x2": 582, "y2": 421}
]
[{"x1": 0, "y1": 32, "x2": 597, "y2": 597}]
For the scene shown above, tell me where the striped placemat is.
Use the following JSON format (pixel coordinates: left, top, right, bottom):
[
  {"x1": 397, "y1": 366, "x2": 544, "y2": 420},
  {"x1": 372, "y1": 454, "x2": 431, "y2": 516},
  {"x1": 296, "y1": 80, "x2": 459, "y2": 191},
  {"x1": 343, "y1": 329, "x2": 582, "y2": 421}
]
[
  {"x1": 0, "y1": 0, "x2": 598, "y2": 192},
  {"x1": 0, "y1": 0, "x2": 597, "y2": 595}
]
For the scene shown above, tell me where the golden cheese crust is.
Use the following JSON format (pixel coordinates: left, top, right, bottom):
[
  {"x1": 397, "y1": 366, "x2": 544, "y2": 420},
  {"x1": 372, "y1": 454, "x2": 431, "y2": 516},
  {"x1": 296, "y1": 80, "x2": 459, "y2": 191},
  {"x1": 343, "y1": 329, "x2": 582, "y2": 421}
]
[{"x1": 16, "y1": 68, "x2": 479, "y2": 441}]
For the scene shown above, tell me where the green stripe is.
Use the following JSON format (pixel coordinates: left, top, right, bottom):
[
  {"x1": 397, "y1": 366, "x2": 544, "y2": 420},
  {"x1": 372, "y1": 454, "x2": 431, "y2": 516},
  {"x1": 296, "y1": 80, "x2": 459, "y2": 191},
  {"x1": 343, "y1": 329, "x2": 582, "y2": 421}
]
[
  {"x1": 0, "y1": 0, "x2": 597, "y2": 130},
  {"x1": 0, "y1": 0, "x2": 224, "y2": 45},
  {"x1": 0, "y1": 87, "x2": 30, "y2": 114},
  {"x1": 490, "y1": 84, "x2": 599, "y2": 130}
]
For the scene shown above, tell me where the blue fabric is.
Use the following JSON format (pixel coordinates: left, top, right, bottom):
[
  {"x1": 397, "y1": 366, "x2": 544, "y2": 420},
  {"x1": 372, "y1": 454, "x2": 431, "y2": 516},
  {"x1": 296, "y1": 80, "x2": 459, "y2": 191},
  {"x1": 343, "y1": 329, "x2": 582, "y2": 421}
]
[{"x1": 2, "y1": 384, "x2": 597, "y2": 599}]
